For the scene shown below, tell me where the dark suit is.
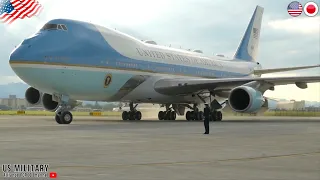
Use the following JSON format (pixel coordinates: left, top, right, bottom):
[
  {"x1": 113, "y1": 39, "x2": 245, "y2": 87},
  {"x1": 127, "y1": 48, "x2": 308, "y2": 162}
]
[{"x1": 203, "y1": 106, "x2": 210, "y2": 134}]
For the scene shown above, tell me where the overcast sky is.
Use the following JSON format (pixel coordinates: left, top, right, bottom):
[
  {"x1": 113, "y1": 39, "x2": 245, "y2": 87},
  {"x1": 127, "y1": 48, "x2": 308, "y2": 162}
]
[{"x1": 0, "y1": 0, "x2": 319, "y2": 101}]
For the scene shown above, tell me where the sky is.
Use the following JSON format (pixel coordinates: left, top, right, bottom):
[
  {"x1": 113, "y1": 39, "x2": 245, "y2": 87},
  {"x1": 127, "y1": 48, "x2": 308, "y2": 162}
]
[{"x1": 0, "y1": 0, "x2": 319, "y2": 101}]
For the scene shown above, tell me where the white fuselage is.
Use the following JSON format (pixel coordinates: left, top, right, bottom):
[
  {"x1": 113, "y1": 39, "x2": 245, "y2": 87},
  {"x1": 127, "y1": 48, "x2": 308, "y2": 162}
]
[{"x1": 9, "y1": 19, "x2": 260, "y2": 105}]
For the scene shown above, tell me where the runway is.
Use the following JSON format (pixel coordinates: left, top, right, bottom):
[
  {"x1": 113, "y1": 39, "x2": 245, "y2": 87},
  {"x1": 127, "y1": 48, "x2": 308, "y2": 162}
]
[{"x1": 0, "y1": 116, "x2": 319, "y2": 180}]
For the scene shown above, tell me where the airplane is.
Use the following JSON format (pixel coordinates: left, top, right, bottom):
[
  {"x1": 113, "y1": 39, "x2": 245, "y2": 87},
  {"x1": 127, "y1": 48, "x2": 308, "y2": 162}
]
[{"x1": 9, "y1": 5, "x2": 320, "y2": 124}]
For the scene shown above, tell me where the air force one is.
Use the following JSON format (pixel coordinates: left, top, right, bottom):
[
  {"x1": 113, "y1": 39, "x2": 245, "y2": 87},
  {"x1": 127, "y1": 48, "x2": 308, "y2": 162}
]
[{"x1": 9, "y1": 6, "x2": 320, "y2": 124}]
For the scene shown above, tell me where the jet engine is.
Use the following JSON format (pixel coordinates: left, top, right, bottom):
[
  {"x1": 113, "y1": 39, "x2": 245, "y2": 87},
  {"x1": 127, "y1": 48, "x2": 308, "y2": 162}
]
[
  {"x1": 41, "y1": 93, "x2": 80, "y2": 112},
  {"x1": 228, "y1": 86, "x2": 268, "y2": 113},
  {"x1": 42, "y1": 93, "x2": 59, "y2": 112},
  {"x1": 25, "y1": 87, "x2": 41, "y2": 105}
]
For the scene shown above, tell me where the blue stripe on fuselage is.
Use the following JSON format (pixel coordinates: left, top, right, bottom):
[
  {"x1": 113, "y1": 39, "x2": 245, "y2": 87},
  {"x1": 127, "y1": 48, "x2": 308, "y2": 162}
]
[{"x1": 10, "y1": 19, "x2": 251, "y2": 78}]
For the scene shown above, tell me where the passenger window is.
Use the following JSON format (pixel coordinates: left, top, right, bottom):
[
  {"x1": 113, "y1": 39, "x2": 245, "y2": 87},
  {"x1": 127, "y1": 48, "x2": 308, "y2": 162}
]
[{"x1": 57, "y1": 25, "x2": 63, "y2": 30}]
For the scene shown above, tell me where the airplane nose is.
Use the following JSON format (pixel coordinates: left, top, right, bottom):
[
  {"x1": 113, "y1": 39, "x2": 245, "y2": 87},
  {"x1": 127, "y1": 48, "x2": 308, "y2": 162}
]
[
  {"x1": 9, "y1": 44, "x2": 30, "y2": 63},
  {"x1": 9, "y1": 34, "x2": 42, "y2": 64}
]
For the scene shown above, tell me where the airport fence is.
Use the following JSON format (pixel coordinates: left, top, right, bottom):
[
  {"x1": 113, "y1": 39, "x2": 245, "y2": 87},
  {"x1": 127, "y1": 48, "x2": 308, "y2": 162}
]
[
  {"x1": 264, "y1": 110, "x2": 320, "y2": 117},
  {"x1": 231, "y1": 110, "x2": 320, "y2": 117}
]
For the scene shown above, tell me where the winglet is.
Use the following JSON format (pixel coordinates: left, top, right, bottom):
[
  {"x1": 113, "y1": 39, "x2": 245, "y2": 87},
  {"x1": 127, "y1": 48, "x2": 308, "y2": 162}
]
[{"x1": 234, "y1": 6, "x2": 264, "y2": 62}]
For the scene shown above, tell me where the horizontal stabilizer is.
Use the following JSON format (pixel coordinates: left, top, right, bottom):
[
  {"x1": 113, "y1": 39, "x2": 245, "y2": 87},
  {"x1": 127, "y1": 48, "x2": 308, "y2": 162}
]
[{"x1": 254, "y1": 64, "x2": 320, "y2": 75}]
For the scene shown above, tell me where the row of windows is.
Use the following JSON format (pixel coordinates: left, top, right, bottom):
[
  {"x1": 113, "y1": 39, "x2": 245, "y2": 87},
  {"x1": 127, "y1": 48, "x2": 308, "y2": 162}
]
[
  {"x1": 111, "y1": 61, "x2": 236, "y2": 77},
  {"x1": 116, "y1": 62, "x2": 138, "y2": 68},
  {"x1": 44, "y1": 56, "x2": 69, "y2": 61},
  {"x1": 196, "y1": 71, "x2": 231, "y2": 77},
  {"x1": 41, "y1": 24, "x2": 68, "y2": 31}
]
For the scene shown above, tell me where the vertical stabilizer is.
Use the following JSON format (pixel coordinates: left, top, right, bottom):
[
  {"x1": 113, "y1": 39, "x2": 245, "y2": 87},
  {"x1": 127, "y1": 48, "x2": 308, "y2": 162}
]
[{"x1": 234, "y1": 6, "x2": 264, "y2": 62}]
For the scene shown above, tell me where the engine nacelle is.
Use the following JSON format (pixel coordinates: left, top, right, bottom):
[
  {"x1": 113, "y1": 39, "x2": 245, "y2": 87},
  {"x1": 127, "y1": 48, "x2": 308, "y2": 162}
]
[
  {"x1": 25, "y1": 87, "x2": 41, "y2": 105},
  {"x1": 42, "y1": 93, "x2": 59, "y2": 112},
  {"x1": 228, "y1": 86, "x2": 268, "y2": 113},
  {"x1": 41, "y1": 93, "x2": 79, "y2": 112}
]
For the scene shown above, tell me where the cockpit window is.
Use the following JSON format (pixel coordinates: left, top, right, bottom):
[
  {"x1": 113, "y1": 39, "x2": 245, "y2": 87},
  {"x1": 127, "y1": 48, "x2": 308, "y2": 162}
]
[
  {"x1": 61, "y1": 25, "x2": 68, "y2": 30},
  {"x1": 41, "y1": 24, "x2": 58, "y2": 30},
  {"x1": 41, "y1": 24, "x2": 68, "y2": 31}
]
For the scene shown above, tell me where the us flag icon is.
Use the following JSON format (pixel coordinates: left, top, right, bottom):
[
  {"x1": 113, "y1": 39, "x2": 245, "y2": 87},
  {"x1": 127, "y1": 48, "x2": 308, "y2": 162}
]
[
  {"x1": 287, "y1": 1, "x2": 303, "y2": 17},
  {"x1": 49, "y1": 172, "x2": 57, "y2": 178}
]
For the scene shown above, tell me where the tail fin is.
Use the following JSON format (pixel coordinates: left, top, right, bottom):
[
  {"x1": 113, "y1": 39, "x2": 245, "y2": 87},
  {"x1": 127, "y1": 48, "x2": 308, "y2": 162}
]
[{"x1": 234, "y1": 6, "x2": 264, "y2": 62}]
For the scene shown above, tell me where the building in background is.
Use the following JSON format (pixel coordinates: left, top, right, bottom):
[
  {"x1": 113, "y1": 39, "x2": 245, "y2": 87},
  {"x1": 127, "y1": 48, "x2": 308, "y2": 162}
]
[
  {"x1": 0, "y1": 95, "x2": 28, "y2": 109},
  {"x1": 276, "y1": 100, "x2": 305, "y2": 110}
]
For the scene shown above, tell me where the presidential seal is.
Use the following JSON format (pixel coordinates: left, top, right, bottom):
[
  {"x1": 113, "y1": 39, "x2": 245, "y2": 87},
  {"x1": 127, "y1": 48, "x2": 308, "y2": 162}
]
[{"x1": 104, "y1": 74, "x2": 112, "y2": 88}]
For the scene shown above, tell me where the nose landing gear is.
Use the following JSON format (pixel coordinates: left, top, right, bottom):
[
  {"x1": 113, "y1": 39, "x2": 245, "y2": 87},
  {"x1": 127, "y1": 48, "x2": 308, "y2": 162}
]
[
  {"x1": 55, "y1": 103, "x2": 73, "y2": 124},
  {"x1": 55, "y1": 111, "x2": 73, "y2": 124}
]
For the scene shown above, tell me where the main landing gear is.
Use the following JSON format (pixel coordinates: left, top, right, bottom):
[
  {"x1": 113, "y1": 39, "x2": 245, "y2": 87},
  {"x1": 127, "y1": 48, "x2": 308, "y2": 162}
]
[
  {"x1": 122, "y1": 102, "x2": 142, "y2": 120},
  {"x1": 210, "y1": 111, "x2": 223, "y2": 121},
  {"x1": 158, "y1": 104, "x2": 177, "y2": 120},
  {"x1": 184, "y1": 100, "x2": 223, "y2": 121},
  {"x1": 55, "y1": 105, "x2": 73, "y2": 124},
  {"x1": 185, "y1": 104, "x2": 204, "y2": 121}
]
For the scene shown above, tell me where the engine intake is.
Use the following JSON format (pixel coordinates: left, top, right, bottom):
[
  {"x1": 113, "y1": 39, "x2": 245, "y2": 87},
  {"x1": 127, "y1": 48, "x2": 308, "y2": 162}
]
[
  {"x1": 42, "y1": 93, "x2": 59, "y2": 112},
  {"x1": 25, "y1": 87, "x2": 41, "y2": 105},
  {"x1": 228, "y1": 86, "x2": 267, "y2": 113}
]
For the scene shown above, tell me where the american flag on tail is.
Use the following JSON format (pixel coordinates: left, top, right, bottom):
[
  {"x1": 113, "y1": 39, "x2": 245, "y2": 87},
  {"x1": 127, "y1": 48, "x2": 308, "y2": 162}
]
[{"x1": 0, "y1": 0, "x2": 43, "y2": 24}]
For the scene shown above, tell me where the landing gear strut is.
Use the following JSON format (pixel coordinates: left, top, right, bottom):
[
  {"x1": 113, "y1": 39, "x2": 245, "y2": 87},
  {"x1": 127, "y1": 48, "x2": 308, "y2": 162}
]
[
  {"x1": 185, "y1": 104, "x2": 204, "y2": 121},
  {"x1": 158, "y1": 104, "x2": 177, "y2": 120},
  {"x1": 122, "y1": 102, "x2": 142, "y2": 120}
]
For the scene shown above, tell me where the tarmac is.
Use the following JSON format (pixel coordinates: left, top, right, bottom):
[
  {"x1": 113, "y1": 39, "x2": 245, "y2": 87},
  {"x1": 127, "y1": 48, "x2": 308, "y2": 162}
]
[{"x1": 0, "y1": 115, "x2": 319, "y2": 180}]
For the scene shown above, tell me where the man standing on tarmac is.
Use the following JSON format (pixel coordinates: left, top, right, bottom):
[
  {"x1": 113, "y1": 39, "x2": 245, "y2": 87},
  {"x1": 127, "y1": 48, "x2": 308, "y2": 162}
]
[{"x1": 203, "y1": 104, "x2": 210, "y2": 134}]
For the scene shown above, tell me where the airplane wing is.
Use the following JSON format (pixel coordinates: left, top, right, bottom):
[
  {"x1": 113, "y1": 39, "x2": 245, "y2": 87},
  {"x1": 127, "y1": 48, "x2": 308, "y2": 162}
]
[
  {"x1": 253, "y1": 64, "x2": 320, "y2": 75},
  {"x1": 154, "y1": 76, "x2": 320, "y2": 96}
]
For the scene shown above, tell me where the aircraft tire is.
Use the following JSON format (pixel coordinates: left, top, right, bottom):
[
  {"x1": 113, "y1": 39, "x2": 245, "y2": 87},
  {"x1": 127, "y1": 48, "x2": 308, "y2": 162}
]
[
  {"x1": 195, "y1": 111, "x2": 202, "y2": 121},
  {"x1": 122, "y1": 111, "x2": 129, "y2": 120},
  {"x1": 186, "y1": 111, "x2": 191, "y2": 121},
  {"x1": 211, "y1": 111, "x2": 217, "y2": 121},
  {"x1": 135, "y1": 111, "x2": 142, "y2": 120},
  {"x1": 55, "y1": 113, "x2": 63, "y2": 124},
  {"x1": 191, "y1": 111, "x2": 195, "y2": 121},
  {"x1": 129, "y1": 111, "x2": 135, "y2": 120},
  {"x1": 199, "y1": 111, "x2": 204, "y2": 120},
  {"x1": 170, "y1": 111, "x2": 176, "y2": 120},
  {"x1": 60, "y1": 111, "x2": 73, "y2": 124},
  {"x1": 216, "y1": 111, "x2": 222, "y2": 121},
  {"x1": 158, "y1": 111, "x2": 165, "y2": 120},
  {"x1": 165, "y1": 111, "x2": 171, "y2": 120}
]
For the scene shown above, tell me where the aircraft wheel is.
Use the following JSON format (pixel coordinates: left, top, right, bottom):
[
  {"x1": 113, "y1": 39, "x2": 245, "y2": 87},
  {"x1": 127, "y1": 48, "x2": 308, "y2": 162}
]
[
  {"x1": 198, "y1": 111, "x2": 204, "y2": 121},
  {"x1": 216, "y1": 111, "x2": 222, "y2": 121},
  {"x1": 195, "y1": 111, "x2": 202, "y2": 121},
  {"x1": 135, "y1": 111, "x2": 142, "y2": 120},
  {"x1": 191, "y1": 111, "x2": 196, "y2": 121},
  {"x1": 129, "y1": 111, "x2": 135, "y2": 120},
  {"x1": 170, "y1": 111, "x2": 176, "y2": 120},
  {"x1": 55, "y1": 113, "x2": 63, "y2": 124},
  {"x1": 158, "y1": 111, "x2": 165, "y2": 120},
  {"x1": 60, "y1": 111, "x2": 73, "y2": 124},
  {"x1": 165, "y1": 111, "x2": 171, "y2": 120},
  {"x1": 211, "y1": 111, "x2": 217, "y2": 121},
  {"x1": 186, "y1": 111, "x2": 191, "y2": 121},
  {"x1": 122, "y1": 111, "x2": 129, "y2": 120}
]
